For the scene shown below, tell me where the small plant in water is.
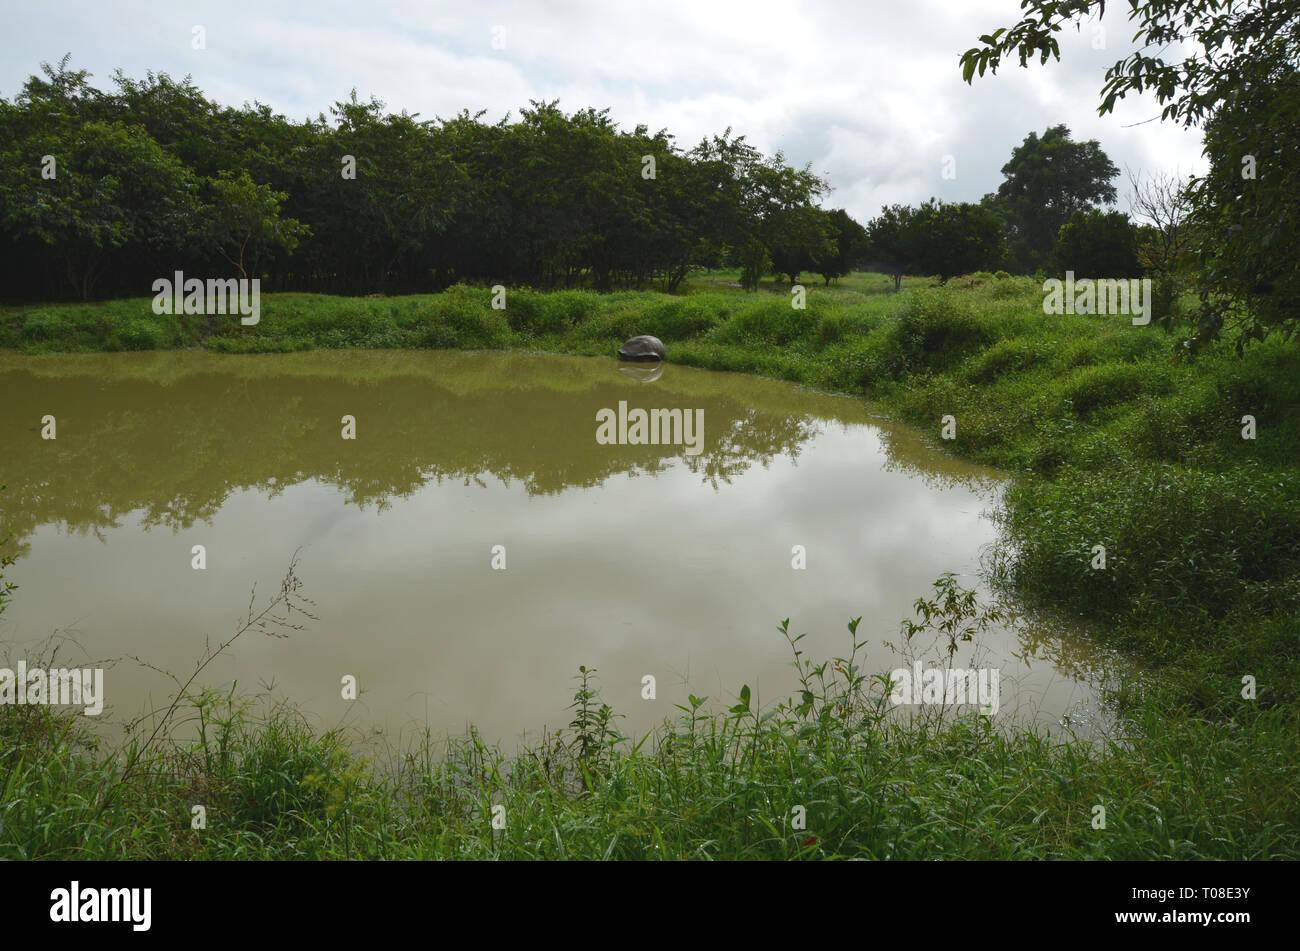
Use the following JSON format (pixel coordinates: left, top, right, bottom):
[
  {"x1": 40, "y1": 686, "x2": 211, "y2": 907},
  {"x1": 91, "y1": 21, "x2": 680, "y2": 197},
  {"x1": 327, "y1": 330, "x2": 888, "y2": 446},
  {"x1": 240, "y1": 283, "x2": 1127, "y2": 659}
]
[
  {"x1": 777, "y1": 615, "x2": 889, "y2": 729},
  {"x1": 565, "y1": 666, "x2": 624, "y2": 776},
  {"x1": 0, "y1": 485, "x2": 16, "y2": 617},
  {"x1": 900, "y1": 571, "x2": 1005, "y2": 660}
]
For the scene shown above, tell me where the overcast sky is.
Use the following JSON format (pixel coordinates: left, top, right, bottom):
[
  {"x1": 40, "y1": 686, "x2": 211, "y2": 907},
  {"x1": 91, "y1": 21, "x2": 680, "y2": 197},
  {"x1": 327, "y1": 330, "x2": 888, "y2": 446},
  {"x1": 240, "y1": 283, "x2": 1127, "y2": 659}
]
[{"x1": 3, "y1": 0, "x2": 1207, "y2": 225}]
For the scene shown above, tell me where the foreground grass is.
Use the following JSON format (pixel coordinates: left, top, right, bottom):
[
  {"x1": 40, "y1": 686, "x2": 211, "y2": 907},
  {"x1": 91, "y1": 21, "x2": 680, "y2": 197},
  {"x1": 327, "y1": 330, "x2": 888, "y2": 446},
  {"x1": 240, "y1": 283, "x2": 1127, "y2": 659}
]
[
  {"x1": 2, "y1": 271, "x2": 1297, "y2": 859},
  {"x1": 3, "y1": 681, "x2": 1294, "y2": 860}
]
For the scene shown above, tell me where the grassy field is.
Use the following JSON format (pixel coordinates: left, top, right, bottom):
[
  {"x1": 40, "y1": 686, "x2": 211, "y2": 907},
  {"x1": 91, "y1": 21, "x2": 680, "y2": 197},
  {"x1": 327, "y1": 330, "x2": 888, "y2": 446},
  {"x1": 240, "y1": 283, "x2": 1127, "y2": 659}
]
[{"x1": 1, "y1": 270, "x2": 1297, "y2": 859}]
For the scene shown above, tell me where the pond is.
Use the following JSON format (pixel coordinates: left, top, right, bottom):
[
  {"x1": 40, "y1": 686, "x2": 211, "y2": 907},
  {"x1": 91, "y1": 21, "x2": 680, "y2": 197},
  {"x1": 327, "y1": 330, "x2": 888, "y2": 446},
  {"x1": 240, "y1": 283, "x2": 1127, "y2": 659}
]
[{"x1": 0, "y1": 350, "x2": 1112, "y2": 747}]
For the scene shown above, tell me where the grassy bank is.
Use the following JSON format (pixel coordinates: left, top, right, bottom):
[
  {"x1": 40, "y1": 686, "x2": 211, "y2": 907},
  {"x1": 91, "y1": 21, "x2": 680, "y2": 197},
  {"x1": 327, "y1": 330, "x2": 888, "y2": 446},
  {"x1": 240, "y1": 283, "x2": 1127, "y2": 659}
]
[{"x1": 2, "y1": 271, "x2": 1297, "y2": 859}]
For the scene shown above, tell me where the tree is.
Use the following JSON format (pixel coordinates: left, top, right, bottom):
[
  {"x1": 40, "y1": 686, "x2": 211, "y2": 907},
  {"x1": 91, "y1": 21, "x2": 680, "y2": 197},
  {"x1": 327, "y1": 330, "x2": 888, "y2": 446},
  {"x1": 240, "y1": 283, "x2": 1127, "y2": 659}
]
[
  {"x1": 1053, "y1": 209, "x2": 1141, "y2": 278},
  {"x1": 329, "y1": 91, "x2": 464, "y2": 293},
  {"x1": 741, "y1": 150, "x2": 831, "y2": 284},
  {"x1": 2, "y1": 59, "x2": 882, "y2": 302},
  {"x1": 988, "y1": 125, "x2": 1119, "y2": 273},
  {"x1": 204, "y1": 170, "x2": 308, "y2": 280},
  {"x1": 1128, "y1": 166, "x2": 1196, "y2": 329},
  {"x1": 738, "y1": 238, "x2": 771, "y2": 292},
  {"x1": 960, "y1": 0, "x2": 1300, "y2": 347},
  {"x1": 903, "y1": 200, "x2": 1006, "y2": 281},
  {"x1": 816, "y1": 208, "x2": 869, "y2": 284},
  {"x1": 109, "y1": 70, "x2": 229, "y2": 176},
  {"x1": 865, "y1": 200, "x2": 1004, "y2": 287},
  {"x1": 767, "y1": 205, "x2": 835, "y2": 285},
  {"x1": 864, "y1": 204, "x2": 913, "y2": 291},
  {"x1": 1127, "y1": 167, "x2": 1192, "y2": 274},
  {"x1": 1187, "y1": 68, "x2": 1300, "y2": 348},
  {"x1": 0, "y1": 118, "x2": 202, "y2": 298}
]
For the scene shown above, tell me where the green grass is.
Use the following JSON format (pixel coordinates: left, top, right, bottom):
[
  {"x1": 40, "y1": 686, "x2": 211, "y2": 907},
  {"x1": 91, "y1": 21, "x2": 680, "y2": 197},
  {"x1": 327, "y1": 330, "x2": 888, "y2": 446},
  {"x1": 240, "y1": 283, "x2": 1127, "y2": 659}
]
[{"x1": 2, "y1": 270, "x2": 1297, "y2": 859}]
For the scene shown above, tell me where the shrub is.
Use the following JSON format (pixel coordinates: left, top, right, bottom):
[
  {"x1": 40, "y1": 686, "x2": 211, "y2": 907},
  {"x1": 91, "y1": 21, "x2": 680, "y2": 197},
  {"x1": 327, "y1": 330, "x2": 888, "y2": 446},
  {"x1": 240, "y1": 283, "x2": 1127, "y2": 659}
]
[
  {"x1": 886, "y1": 290, "x2": 996, "y2": 373},
  {"x1": 967, "y1": 337, "x2": 1048, "y2": 383},
  {"x1": 20, "y1": 310, "x2": 64, "y2": 342},
  {"x1": 522, "y1": 289, "x2": 600, "y2": 335},
  {"x1": 714, "y1": 297, "x2": 817, "y2": 346},
  {"x1": 739, "y1": 239, "x2": 771, "y2": 292},
  {"x1": 641, "y1": 298, "x2": 720, "y2": 340},
  {"x1": 999, "y1": 463, "x2": 1300, "y2": 626},
  {"x1": 434, "y1": 284, "x2": 511, "y2": 346},
  {"x1": 1062, "y1": 363, "x2": 1147, "y2": 418},
  {"x1": 1149, "y1": 271, "x2": 1180, "y2": 330}
]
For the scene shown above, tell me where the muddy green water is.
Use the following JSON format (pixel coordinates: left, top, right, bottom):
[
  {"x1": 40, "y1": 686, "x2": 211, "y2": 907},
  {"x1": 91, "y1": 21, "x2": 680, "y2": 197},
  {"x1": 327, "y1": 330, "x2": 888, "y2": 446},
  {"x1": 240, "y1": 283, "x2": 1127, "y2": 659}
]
[{"x1": 0, "y1": 351, "x2": 1111, "y2": 746}]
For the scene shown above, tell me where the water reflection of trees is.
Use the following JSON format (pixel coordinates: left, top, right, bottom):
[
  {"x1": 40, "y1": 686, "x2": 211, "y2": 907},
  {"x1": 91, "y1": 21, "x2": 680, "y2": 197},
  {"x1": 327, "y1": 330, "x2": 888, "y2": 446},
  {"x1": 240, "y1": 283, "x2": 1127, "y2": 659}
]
[
  {"x1": 0, "y1": 355, "x2": 879, "y2": 550},
  {"x1": 680, "y1": 409, "x2": 820, "y2": 489},
  {"x1": 873, "y1": 425, "x2": 1005, "y2": 493}
]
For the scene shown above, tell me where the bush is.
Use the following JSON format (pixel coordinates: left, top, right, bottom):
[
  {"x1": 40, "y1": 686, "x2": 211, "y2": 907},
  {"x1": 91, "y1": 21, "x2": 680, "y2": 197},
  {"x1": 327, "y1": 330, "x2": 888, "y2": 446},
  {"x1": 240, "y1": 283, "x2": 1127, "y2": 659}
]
[
  {"x1": 739, "y1": 239, "x2": 771, "y2": 292},
  {"x1": 641, "y1": 298, "x2": 721, "y2": 340},
  {"x1": 1000, "y1": 462, "x2": 1300, "y2": 625},
  {"x1": 713, "y1": 297, "x2": 818, "y2": 346},
  {"x1": 437, "y1": 284, "x2": 511, "y2": 346},
  {"x1": 1062, "y1": 363, "x2": 1148, "y2": 418},
  {"x1": 886, "y1": 290, "x2": 996, "y2": 373},
  {"x1": 1149, "y1": 271, "x2": 1180, "y2": 330},
  {"x1": 115, "y1": 316, "x2": 167, "y2": 350},
  {"x1": 967, "y1": 337, "x2": 1048, "y2": 383},
  {"x1": 513, "y1": 289, "x2": 600, "y2": 335},
  {"x1": 1127, "y1": 390, "x2": 1221, "y2": 463},
  {"x1": 819, "y1": 333, "x2": 895, "y2": 390},
  {"x1": 20, "y1": 310, "x2": 64, "y2": 342},
  {"x1": 989, "y1": 275, "x2": 1035, "y2": 300}
]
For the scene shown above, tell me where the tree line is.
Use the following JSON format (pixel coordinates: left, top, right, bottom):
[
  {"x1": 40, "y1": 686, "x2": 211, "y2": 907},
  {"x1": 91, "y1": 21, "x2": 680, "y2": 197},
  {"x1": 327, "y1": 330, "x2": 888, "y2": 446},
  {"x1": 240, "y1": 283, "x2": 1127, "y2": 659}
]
[
  {"x1": 0, "y1": 57, "x2": 874, "y2": 301},
  {"x1": 4, "y1": 3, "x2": 1296, "y2": 354},
  {"x1": 0, "y1": 58, "x2": 1152, "y2": 306}
]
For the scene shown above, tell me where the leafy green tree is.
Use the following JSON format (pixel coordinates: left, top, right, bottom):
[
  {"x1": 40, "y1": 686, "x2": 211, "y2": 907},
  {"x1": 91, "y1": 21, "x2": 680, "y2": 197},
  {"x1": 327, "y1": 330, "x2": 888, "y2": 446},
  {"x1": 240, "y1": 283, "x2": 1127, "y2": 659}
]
[
  {"x1": 864, "y1": 204, "x2": 914, "y2": 291},
  {"x1": 1053, "y1": 209, "x2": 1141, "y2": 278},
  {"x1": 422, "y1": 109, "x2": 512, "y2": 288},
  {"x1": 986, "y1": 125, "x2": 1118, "y2": 273},
  {"x1": 1187, "y1": 69, "x2": 1300, "y2": 348},
  {"x1": 8, "y1": 54, "x2": 105, "y2": 127},
  {"x1": 203, "y1": 170, "x2": 308, "y2": 280},
  {"x1": 960, "y1": 0, "x2": 1300, "y2": 346},
  {"x1": 767, "y1": 205, "x2": 835, "y2": 285},
  {"x1": 330, "y1": 91, "x2": 464, "y2": 293},
  {"x1": 741, "y1": 150, "x2": 830, "y2": 284},
  {"x1": 0, "y1": 59, "x2": 878, "y2": 302},
  {"x1": 652, "y1": 131, "x2": 759, "y2": 291},
  {"x1": 0, "y1": 118, "x2": 201, "y2": 298},
  {"x1": 738, "y1": 238, "x2": 771, "y2": 292},
  {"x1": 109, "y1": 70, "x2": 230, "y2": 176},
  {"x1": 816, "y1": 208, "x2": 869, "y2": 284},
  {"x1": 865, "y1": 200, "x2": 1004, "y2": 285},
  {"x1": 902, "y1": 200, "x2": 1006, "y2": 281}
]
